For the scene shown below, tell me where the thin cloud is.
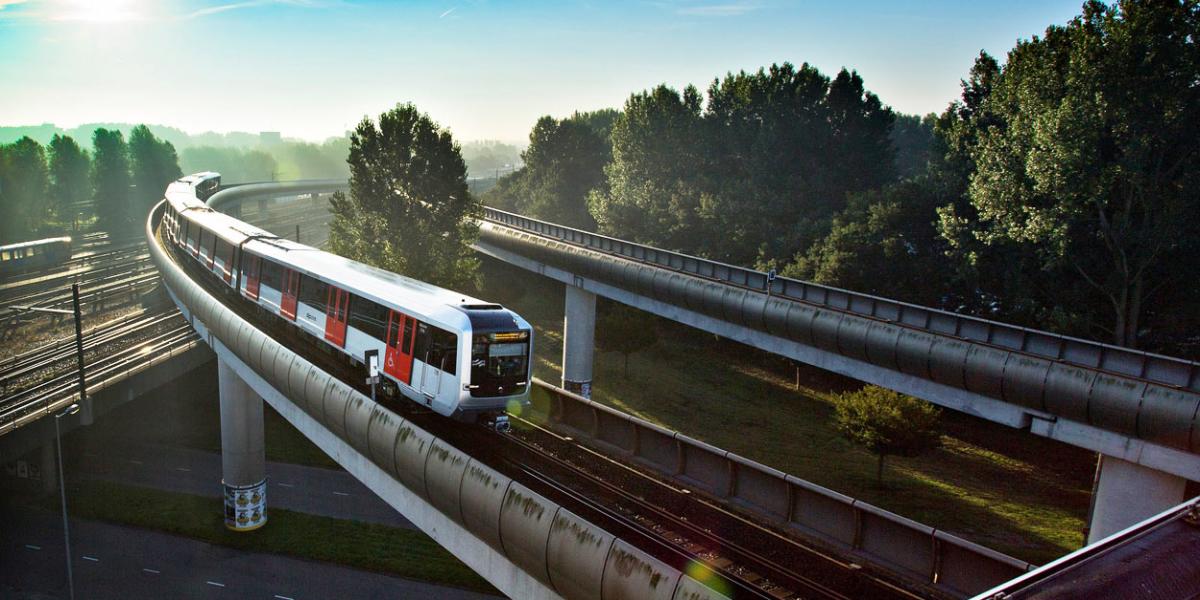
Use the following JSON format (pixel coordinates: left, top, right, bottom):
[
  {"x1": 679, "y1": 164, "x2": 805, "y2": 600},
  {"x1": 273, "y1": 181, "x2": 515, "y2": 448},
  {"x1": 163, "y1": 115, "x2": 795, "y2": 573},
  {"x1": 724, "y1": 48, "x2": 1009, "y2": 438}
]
[
  {"x1": 185, "y1": 0, "x2": 329, "y2": 20},
  {"x1": 0, "y1": 0, "x2": 27, "y2": 10},
  {"x1": 439, "y1": 6, "x2": 457, "y2": 19},
  {"x1": 675, "y1": 2, "x2": 760, "y2": 17}
]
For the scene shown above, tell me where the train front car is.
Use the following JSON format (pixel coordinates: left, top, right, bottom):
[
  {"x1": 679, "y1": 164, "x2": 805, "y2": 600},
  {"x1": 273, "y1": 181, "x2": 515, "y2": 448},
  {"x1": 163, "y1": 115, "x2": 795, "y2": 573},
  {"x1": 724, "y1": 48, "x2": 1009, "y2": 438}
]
[{"x1": 456, "y1": 305, "x2": 533, "y2": 431}]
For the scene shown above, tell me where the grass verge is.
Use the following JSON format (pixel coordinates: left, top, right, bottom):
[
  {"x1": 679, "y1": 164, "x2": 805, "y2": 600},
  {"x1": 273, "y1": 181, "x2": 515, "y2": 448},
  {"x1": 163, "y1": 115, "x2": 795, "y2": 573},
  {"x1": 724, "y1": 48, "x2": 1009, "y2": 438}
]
[{"x1": 52, "y1": 479, "x2": 497, "y2": 595}]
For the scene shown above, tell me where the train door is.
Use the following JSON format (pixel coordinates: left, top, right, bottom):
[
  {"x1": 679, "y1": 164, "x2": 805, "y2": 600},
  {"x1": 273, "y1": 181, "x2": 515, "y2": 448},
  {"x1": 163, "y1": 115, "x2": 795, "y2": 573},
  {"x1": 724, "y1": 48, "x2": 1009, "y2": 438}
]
[
  {"x1": 243, "y1": 254, "x2": 261, "y2": 300},
  {"x1": 324, "y1": 287, "x2": 349, "y2": 347},
  {"x1": 384, "y1": 310, "x2": 415, "y2": 385},
  {"x1": 280, "y1": 269, "x2": 299, "y2": 320}
]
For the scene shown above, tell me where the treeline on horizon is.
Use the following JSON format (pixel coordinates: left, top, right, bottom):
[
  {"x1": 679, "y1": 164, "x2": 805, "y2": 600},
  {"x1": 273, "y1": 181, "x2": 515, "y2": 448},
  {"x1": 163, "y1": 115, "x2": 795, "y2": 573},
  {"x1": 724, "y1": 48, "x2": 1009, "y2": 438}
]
[
  {"x1": 486, "y1": 0, "x2": 1200, "y2": 357},
  {"x1": 0, "y1": 123, "x2": 522, "y2": 183},
  {"x1": 0, "y1": 122, "x2": 522, "y2": 243},
  {"x1": 0, "y1": 126, "x2": 184, "y2": 242}
]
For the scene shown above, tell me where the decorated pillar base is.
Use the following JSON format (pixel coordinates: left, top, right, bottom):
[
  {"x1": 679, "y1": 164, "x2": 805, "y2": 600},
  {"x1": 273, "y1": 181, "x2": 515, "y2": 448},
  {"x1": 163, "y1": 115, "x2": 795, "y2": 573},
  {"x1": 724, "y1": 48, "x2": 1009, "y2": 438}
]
[
  {"x1": 223, "y1": 478, "x2": 267, "y2": 531},
  {"x1": 563, "y1": 378, "x2": 592, "y2": 399}
]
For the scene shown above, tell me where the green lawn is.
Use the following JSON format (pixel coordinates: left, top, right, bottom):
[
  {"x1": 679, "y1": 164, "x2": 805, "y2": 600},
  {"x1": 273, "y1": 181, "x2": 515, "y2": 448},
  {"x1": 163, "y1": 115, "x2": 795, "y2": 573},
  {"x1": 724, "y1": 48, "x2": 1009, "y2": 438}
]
[
  {"x1": 47, "y1": 480, "x2": 496, "y2": 594},
  {"x1": 480, "y1": 258, "x2": 1094, "y2": 565}
]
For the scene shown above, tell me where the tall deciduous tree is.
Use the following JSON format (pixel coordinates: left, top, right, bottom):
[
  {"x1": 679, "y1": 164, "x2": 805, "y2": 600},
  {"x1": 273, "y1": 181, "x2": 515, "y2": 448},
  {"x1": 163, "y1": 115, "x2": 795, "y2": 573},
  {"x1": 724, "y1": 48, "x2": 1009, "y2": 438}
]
[
  {"x1": 129, "y1": 125, "x2": 182, "y2": 223},
  {"x1": 91, "y1": 128, "x2": 133, "y2": 235},
  {"x1": 47, "y1": 134, "x2": 91, "y2": 226},
  {"x1": 588, "y1": 85, "x2": 707, "y2": 254},
  {"x1": 486, "y1": 109, "x2": 617, "y2": 229},
  {"x1": 0, "y1": 137, "x2": 50, "y2": 244},
  {"x1": 955, "y1": 0, "x2": 1200, "y2": 347},
  {"x1": 786, "y1": 178, "x2": 954, "y2": 307},
  {"x1": 329, "y1": 103, "x2": 480, "y2": 290}
]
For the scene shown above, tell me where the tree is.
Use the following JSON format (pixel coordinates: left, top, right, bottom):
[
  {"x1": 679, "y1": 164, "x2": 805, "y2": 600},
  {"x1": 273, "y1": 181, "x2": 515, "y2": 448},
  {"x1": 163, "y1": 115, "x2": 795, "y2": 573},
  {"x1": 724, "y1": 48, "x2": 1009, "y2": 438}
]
[
  {"x1": 129, "y1": 125, "x2": 182, "y2": 223},
  {"x1": 329, "y1": 103, "x2": 480, "y2": 291},
  {"x1": 785, "y1": 178, "x2": 954, "y2": 307},
  {"x1": 486, "y1": 109, "x2": 618, "y2": 229},
  {"x1": 891, "y1": 113, "x2": 936, "y2": 180},
  {"x1": 589, "y1": 85, "x2": 707, "y2": 254},
  {"x1": 0, "y1": 137, "x2": 50, "y2": 244},
  {"x1": 832, "y1": 385, "x2": 941, "y2": 484},
  {"x1": 954, "y1": 0, "x2": 1200, "y2": 348},
  {"x1": 47, "y1": 134, "x2": 91, "y2": 226},
  {"x1": 595, "y1": 303, "x2": 659, "y2": 378},
  {"x1": 91, "y1": 128, "x2": 133, "y2": 235}
]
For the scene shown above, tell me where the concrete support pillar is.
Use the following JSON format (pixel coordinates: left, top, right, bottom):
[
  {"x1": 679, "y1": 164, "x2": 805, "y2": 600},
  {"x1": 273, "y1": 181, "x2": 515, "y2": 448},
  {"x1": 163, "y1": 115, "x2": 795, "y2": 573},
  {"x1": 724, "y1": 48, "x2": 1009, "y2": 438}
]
[
  {"x1": 562, "y1": 285, "x2": 596, "y2": 399},
  {"x1": 218, "y1": 358, "x2": 267, "y2": 531},
  {"x1": 1087, "y1": 455, "x2": 1187, "y2": 543}
]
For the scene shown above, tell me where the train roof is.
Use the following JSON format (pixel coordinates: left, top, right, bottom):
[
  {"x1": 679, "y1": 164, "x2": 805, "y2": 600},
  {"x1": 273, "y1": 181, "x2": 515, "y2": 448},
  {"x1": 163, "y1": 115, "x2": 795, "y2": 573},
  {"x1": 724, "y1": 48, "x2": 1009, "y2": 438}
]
[
  {"x1": 244, "y1": 237, "x2": 495, "y2": 331},
  {"x1": 0, "y1": 236, "x2": 72, "y2": 252},
  {"x1": 178, "y1": 172, "x2": 221, "y2": 185},
  {"x1": 164, "y1": 182, "x2": 510, "y2": 333}
]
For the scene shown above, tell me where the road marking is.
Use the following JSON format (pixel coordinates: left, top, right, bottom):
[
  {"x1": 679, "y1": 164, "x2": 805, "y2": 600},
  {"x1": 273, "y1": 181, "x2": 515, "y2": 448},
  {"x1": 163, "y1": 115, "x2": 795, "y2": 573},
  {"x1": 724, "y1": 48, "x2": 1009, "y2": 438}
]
[
  {"x1": 175, "y1": 467, "x2": 191, "y2": 472},
  {"x1": 142, "y1": 568, "x2": 160, "y2": 574},
  {"x1": 277, "y1": 483, "x2": 294, "y2": 488},
  {"x1": 82, "y1": 556, "x2": 99, "y2": 562},
  {"x1": 24, "y1": 544, "x2": 41, "y2": 550},
  {"x1": 332, "y1": 491, "x2": 349, "y2": 497},
  {"x1": 128, "y1": 460, "x2": 143, "y2": 465},
  {"x1": 206, "y1": 581, "x2": 225, "y2": 588},
  {"x1": 274, "y1": 596, "x2": 294, "y2": 600}
]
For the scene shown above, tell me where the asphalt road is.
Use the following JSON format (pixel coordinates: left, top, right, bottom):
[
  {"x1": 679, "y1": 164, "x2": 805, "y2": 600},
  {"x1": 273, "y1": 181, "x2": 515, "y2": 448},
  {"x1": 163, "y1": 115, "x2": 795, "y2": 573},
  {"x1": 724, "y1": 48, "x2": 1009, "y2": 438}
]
[
  {"x1": 71, "y1": 439, "x2": 412, "y2": 529},
  {"x1": 1, "y1": 505, "x2": 499, "y2": 600}
]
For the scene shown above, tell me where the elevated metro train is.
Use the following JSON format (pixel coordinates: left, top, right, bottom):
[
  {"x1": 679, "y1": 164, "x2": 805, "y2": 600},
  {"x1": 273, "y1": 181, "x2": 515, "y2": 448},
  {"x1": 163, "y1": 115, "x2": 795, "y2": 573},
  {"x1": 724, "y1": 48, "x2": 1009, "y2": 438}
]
[{"x1": 161, "y1": 172, "x2": 531, "y2": 428}]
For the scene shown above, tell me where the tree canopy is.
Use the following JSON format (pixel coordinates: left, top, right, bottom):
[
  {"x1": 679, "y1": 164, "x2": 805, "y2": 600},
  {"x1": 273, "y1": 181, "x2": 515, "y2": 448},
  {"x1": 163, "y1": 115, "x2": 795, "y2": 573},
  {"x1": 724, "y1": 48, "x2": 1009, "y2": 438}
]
[
  {"x1": 0, "y1": 137, "x2": 50, "y2": 244},
  {"x1": 329, "y1": 103, "x2": 481, "y2": 291},
  {"x1": 832, "y1": 385, "x2": 941, "y2": 484},
  {"x1": 940, "y1": 0, "x2": 1200, "y2": 347},
  {"x1": 129, "y1": 125, "x2": 183, "y2": 225},
  {"x1": 485, "y1": 109, "x2": 617, "y2": 230},
  {"x1": 47, "y1": 134, "x2": 91, "y2": 226},
  {"x1": 91, "y1": 128, "x2": 133, "y2": 235}
]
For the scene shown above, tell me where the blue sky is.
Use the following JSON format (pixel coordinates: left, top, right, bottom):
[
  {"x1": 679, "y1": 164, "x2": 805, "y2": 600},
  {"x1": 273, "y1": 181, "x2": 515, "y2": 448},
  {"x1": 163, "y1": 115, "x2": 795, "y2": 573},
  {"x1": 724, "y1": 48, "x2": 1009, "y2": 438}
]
[{"x1": 0, "y1": 0, "x2": 1085, "y2": 142}]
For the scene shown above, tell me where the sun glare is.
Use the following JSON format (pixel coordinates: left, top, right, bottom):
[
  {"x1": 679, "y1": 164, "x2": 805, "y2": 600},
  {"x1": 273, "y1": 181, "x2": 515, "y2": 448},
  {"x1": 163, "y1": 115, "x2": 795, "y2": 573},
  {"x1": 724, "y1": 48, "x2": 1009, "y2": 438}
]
[{"x1": 55, "y1": 0, "x2": 141, "y2": 23}]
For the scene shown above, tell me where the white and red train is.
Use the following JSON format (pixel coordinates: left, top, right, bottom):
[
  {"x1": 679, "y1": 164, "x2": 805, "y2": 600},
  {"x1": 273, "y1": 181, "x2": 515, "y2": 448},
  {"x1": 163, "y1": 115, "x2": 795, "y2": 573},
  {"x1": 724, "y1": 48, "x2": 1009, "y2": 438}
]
[{"x1": 161, "y1": 172, "x2": 531, "y2": 428}]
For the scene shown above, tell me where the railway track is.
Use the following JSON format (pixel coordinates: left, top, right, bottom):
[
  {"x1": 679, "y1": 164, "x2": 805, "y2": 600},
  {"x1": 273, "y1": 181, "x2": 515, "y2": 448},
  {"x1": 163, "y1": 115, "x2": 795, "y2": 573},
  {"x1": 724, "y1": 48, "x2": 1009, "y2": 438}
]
[
  {"x1": 0, "y1": 310, "x2": 194, "y2": 432},
  {"x1": 0, "y1": 307, "x2": 179, "y2": 395}
]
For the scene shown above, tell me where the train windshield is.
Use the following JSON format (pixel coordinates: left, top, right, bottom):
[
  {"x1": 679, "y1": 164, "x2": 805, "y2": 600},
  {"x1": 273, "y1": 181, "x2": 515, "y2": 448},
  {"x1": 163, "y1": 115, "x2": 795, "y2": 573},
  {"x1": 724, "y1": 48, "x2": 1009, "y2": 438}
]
[{"x1": 470, "y1": 331, "x2": 529, "y2": 397}]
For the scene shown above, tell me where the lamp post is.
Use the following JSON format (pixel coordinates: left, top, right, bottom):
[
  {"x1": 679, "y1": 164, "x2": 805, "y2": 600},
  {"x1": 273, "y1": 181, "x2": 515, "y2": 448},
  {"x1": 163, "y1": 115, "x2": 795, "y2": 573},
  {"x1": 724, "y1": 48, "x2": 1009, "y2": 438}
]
[
  {"x1": 54, "y1": 402, "x2": 80, "y2": 600},
  {"x1": 7, "y1": 284, "x2": 87, "y2": 600}
]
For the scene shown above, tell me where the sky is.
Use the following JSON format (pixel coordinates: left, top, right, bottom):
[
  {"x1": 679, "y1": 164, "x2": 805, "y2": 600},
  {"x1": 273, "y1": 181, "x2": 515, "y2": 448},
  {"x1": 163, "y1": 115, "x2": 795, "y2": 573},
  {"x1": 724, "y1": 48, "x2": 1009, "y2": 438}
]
[{"x1": 0, "y1": 0, "x2": 1087, "y2": 143}]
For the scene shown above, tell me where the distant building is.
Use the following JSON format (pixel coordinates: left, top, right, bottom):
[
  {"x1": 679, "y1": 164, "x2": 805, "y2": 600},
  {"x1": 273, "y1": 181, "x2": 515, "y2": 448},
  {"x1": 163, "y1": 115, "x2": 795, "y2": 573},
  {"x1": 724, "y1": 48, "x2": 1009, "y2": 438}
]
[{"x1": 259, "y1": 131, "x2": 282, "y2": 145}]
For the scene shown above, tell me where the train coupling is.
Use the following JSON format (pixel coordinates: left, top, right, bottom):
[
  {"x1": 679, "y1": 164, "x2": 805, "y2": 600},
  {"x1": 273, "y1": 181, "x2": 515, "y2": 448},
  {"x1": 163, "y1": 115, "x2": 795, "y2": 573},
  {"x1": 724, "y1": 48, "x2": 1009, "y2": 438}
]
[{"x1": 492, "y1": 414, "x2": 511, "y2": 433}]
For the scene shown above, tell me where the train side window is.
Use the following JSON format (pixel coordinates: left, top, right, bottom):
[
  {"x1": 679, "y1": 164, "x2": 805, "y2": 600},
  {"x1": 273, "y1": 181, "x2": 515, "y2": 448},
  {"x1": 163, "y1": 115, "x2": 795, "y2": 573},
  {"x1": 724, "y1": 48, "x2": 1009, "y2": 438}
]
[
  {"x1": 425, "y1": 327, "x2": 457, "y2": 375},
  {"x1": 401, "y1": 317, "x2": 415, "y2": 354},
  {"x1": 298, "y1": 275, "x2": 328, "y2": 313},
  {"x1": 387, "y1": 313, "x2": 402, "y2": 348},
  {"x1": 412, "y1": 322, "x2": 430, "y2": 363},
  {"x1": 260, "y1": 259, "x2": 282, "y2": 290},
  {"x1": 347, "y1": 296, "x2": 387, "y2": 341}
]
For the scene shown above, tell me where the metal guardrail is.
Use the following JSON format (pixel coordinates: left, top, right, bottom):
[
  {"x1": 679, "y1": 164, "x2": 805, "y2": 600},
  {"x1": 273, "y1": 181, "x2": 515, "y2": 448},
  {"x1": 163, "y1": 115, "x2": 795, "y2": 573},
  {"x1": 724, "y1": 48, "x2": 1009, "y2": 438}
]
[
  {"x1": 529, "y1": 380, "x2": 1032, "y2": 598},
  {"x1": 483, "y1": 207, "x2": 1199, "y2": 394}
]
